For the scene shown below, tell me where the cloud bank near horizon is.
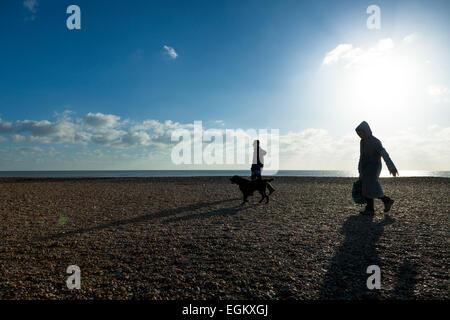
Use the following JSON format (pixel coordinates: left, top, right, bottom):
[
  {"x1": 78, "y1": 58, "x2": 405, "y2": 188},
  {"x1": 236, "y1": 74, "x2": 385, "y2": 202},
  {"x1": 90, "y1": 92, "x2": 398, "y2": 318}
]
[{"x1": 0, "y1": 112, "x2": 449, "y2": 171}]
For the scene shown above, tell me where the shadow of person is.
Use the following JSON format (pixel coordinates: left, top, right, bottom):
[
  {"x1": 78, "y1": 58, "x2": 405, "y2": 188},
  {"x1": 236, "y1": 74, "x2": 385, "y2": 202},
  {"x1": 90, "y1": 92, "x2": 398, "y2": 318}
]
[
  {"x1": 37, "y1": 197, "x2": 240, "y2": 241},
  {"x1": 163, "y1": 202, "x2": 258, "y2": 224},
  {"x1": 318, "y1": 214, "x2": 395, "y2": 300},
  {"x1": 392, "y1": 260, "x2": 419, "y2": 299}
]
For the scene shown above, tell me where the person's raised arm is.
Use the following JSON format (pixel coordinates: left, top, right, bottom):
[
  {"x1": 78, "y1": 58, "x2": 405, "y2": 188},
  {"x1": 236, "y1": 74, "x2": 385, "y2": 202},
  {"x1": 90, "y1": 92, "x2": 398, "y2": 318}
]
[{"x1": 376, "y1": 140, "x2": 398, "y2": 177}]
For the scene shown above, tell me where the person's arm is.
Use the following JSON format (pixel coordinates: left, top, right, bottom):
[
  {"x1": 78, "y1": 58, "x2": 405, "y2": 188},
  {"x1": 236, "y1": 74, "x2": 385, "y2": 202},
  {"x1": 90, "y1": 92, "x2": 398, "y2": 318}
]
[
  {"x1": 358, "y1": 141, "x2": 362, "y2": 179},
  {"x1": 260, "y1": 147, "x2": 267, "y2": 155},
  {"x1": 376, "y1": 141, "x2": 398, "y2": 176},
  {"x1": 258, "y1": 148, "x2": 266, "y2": 166}
]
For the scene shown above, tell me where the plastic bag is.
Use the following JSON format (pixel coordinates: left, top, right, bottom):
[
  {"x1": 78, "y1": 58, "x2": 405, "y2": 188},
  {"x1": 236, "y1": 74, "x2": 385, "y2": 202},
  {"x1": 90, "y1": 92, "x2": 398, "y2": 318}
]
[{"x1": 352, "y1": 180, "x2": 366, "y2": 204}]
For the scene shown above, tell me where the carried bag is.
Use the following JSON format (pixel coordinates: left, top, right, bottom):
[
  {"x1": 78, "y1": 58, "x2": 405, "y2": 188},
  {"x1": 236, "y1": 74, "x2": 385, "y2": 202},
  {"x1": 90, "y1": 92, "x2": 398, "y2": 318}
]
[{"x1": 352, "y1": 180, "x2": 366, "y2": 204}]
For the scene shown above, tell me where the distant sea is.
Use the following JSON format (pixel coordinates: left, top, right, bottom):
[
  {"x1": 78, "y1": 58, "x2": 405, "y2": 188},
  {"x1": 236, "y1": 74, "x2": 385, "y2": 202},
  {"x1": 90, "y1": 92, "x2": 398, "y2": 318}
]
[{"x1": 0, "y1": 170, "x2": 448, "y2": 178}]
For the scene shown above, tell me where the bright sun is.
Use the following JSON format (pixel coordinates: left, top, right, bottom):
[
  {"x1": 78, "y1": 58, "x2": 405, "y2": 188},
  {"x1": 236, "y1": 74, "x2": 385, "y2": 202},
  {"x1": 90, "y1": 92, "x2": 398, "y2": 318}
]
[
  {"x1": 352, "y1": 55, "x2": 412, "y2": 112},
  {"x1": 326, "y1": 39, "x2": 425, "y2": 124}
]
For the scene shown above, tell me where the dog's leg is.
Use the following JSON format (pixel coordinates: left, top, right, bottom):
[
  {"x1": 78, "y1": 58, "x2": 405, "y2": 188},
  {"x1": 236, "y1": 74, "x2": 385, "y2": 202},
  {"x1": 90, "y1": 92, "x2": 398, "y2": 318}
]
[{"x1": 259, "y1": 190, "x2": 266, "y2": 203}]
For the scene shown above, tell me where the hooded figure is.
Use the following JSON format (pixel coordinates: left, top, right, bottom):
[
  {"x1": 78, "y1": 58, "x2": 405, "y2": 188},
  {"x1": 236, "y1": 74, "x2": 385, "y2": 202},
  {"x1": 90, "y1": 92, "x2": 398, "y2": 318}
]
[{"x1": 356, "y1": 121, "x2": 397, "y2": 214}]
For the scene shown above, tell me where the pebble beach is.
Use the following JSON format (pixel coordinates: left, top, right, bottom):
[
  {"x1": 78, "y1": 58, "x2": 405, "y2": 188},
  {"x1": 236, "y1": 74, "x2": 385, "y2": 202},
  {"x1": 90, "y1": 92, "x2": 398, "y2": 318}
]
[{"x1": 0, "y1": 176, "x2": 448, "y2": 299}]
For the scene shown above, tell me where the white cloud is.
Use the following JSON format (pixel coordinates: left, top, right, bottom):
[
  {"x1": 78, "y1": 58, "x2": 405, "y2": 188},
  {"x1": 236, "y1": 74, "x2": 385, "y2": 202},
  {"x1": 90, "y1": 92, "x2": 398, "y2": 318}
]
[
  {"x1": 322, "y1": 38, "x2": 395, "y2": 67},
  {"x1": 83, "y1": 112, "x2": 120, "y2": 129},
  {"x1": 403, "y1": 33, "x2": 419, "y2": 44},
  {"x1": 375, "y1": 38, "x2": 394, "y2": 51},
  {"x1": 0, "y1": 118, "x2": 13, "y2": 133},
  {"x1": 132, "y1": 119, "x2": 192, "y2": 133},
  {"x1": 279, "y1": 129, "x2": 358, "y2": 170},
  {"x1": 131, "y1": 119, "x2": 164, "y2": 133},
  {"x1": 28, "y1": 136, "x2": 52, "y2": 144},
  {"x1": 15, "y1": 146, "x2": 43, "y2": 153},
  {"x1": 323, "y1": 44, "x2": 357, "y2": 65},
  {"x1": 388, "y1": 125, "x2": 450, "y2": 170},
  {"x1": 11, "y1": 134, "x2": 27, "y2": 143},
  {"x1": 88, "y1": 129, "x2": 151, "y2": 148},
  {"x1": 426, "y1": 85, "x2": 450, "y2": 103},
  {"x1": 0, "y1": 112, "x2": 195, "y2": 149},
  {"x1": 23, "y1": 0, "x2": 38, "y2": 20},
  {"x1": 278, "y1": 125, "x2": 450, "y2": 170},
  {"x1": 2, "y1": 111, "x2": 448, "y2": 170},
  {"x1": 90, "y1": 129, "x2": 126, "y2": 146},
  {"x1": 120, "y1": 131, "x2": 151, "y2": 147},
  {"x1": 163, "y1": 45, "x2": 178, "y2": 59},
  {"x1": 48, "y1": 147, "x2": 59, "y2": 157},
  {"x1": 23, "y1": 0, "x2": 38, "y2": 13},
  {"x1": 15, "y1": 118, "x2": 76, "y2": 143},
  {"x1": 18, "y1": 120, "x2": 59, "y2": 135},
  {"x1": 74, "y1": 131, "x2": 92, "y2": 144},
  {"x1": 131, "y1": 119, "x2": 194, "y2": 147},
  {"x1": 320, "y1": 36, "x2": 444, "y2": 120}
]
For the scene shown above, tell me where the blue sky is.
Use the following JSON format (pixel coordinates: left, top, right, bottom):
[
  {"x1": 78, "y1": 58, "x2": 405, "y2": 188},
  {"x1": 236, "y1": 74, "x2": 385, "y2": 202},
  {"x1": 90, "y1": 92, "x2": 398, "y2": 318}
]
[{"x1": 0, "y1": 0, "x2": 449, "y2": 170}]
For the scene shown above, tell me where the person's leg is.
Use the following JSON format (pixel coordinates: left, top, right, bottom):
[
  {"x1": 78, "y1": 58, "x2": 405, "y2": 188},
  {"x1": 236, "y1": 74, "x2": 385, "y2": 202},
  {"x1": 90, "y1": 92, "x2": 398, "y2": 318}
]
[
  {"x1": 251, "y1": 166, "x2": 258, "y2": 180},
  {"x1": 256, "y1": 167, "x2": 262, "y2": 180},
  {"x1": 378, "y1": 195, "x2": 394, "y2": 212},
  {"x1": 365, "y1": 198, "x2": 374, "y2": 211},
  {"x1": 361, "y1": 197, "x2": 374, "y2": 215}
]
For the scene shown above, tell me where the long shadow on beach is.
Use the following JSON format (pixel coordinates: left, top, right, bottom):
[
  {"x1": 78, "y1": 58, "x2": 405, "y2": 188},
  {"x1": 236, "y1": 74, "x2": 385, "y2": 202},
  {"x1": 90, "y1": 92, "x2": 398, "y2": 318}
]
[
  {"x1": 162, "y1": 203, "x2": 258, "y2": 224},
  {"x1": 38, "y1": 198, "x2": 242, "y2": 241},
  {"x1": 318, "y1": 214, "x2": 395, "y2": 299},
  {"x1": 391, "y1": 260, "x2": 419, "y2": 299}
]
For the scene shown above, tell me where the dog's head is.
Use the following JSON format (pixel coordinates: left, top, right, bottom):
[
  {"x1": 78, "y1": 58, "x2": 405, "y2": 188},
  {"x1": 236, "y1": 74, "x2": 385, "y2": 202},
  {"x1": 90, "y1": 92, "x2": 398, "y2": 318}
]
[{"x1": 230, "y1": 175, "x2": 240, "y2": 184}]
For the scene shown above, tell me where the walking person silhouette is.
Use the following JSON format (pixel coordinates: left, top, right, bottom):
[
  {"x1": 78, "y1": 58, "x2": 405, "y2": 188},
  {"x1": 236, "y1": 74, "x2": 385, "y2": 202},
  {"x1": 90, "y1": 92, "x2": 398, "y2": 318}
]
[
  {"x1": 356, "y1": 121, "x2": 398, "y2": 215},
  {"x1": 251, "y1": 140, "x2": 275, "y2": 195}
]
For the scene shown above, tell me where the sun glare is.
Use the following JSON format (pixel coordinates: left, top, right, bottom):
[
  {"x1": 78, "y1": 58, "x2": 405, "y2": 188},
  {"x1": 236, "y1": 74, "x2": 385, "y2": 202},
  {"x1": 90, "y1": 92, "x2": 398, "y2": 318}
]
[
  {"x1": 323, "y1": 38, "x2": 428, "y2": 125},
  {"x1": 352, "y1": 54, "x2": 412, "y2": 113}
]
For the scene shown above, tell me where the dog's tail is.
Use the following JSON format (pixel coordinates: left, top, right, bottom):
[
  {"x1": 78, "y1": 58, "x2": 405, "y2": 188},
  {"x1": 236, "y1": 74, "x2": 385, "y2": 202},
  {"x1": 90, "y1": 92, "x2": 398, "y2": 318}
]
[{"x1": 263, "y1": 178, "x2": 274, "y2": 182}]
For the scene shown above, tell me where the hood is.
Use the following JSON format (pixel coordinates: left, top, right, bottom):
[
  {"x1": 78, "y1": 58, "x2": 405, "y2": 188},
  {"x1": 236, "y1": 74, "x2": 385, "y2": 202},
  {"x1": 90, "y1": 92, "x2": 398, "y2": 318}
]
[{"x1": 355, "y1": 121, "x2": 372, "y2": 137}]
